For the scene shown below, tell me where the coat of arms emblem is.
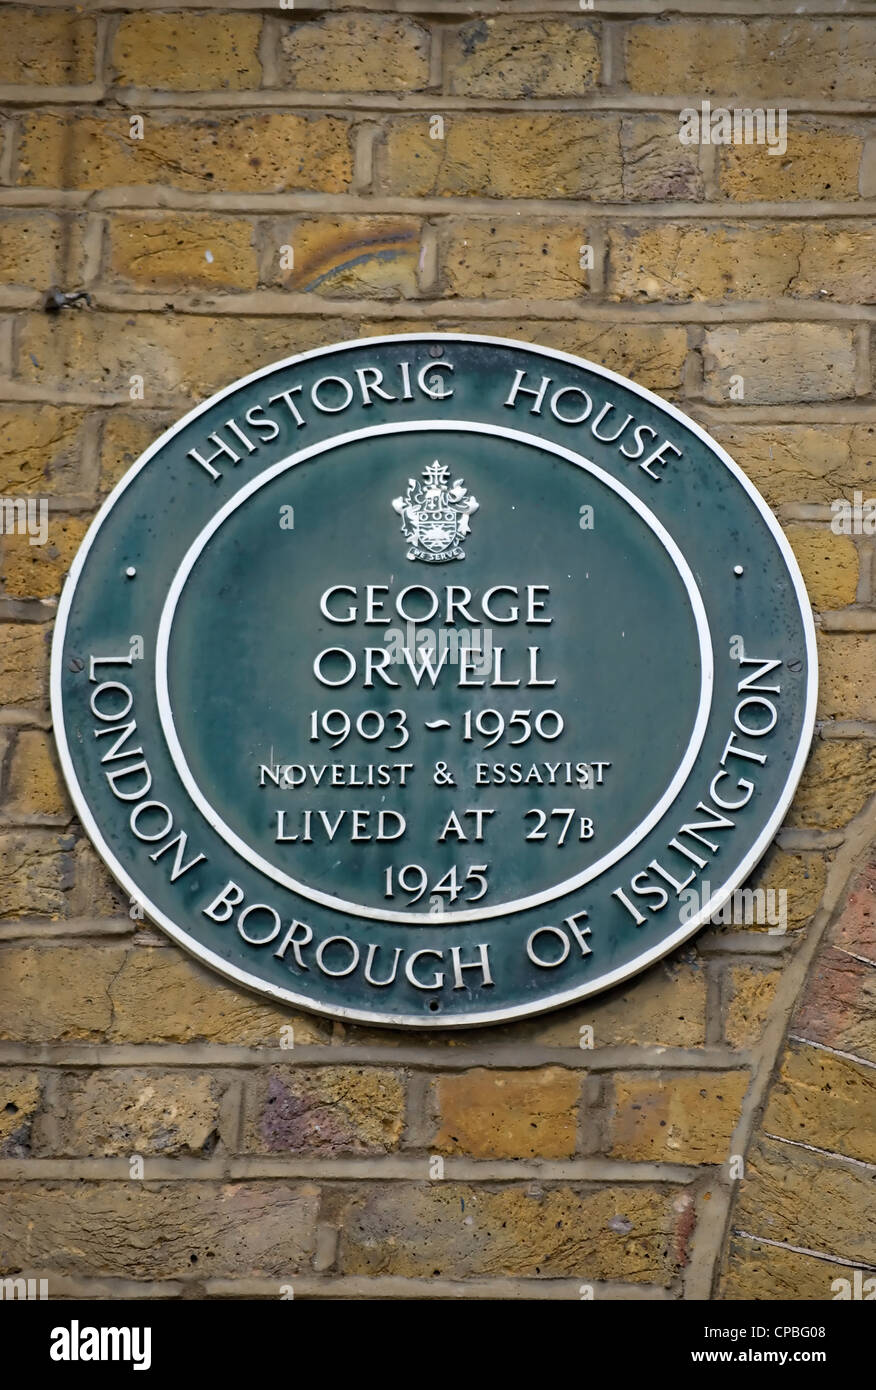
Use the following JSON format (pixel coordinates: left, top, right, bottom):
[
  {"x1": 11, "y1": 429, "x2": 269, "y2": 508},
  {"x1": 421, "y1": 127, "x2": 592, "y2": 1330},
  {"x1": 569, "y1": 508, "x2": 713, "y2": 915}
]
[{"x1": 392, "y1": 462, "x2": 479, "y2": 563}]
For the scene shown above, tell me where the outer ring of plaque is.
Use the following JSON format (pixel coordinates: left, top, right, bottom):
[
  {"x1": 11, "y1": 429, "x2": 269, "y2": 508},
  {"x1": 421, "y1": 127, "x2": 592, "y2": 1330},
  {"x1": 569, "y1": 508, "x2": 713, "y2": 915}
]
[{"x1": 51, "y1": 333, "x2": 818, "y2": 1028}]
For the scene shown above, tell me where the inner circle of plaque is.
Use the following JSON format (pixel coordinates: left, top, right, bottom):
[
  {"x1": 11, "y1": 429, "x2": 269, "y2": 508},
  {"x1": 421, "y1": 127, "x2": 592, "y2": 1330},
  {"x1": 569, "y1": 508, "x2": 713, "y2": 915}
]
[{"x1": 156, "y1": 421, "x2": 713, "y2": 923}]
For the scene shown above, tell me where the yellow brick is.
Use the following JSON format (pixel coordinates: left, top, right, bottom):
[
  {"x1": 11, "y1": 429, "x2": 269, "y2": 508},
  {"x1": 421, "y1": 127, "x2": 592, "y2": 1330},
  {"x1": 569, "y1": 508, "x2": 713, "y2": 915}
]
[
  {"x1": 621, "y1": 115, "x2": 704, "y2": 202},
  {"x1": 361, "y1": 317, "x2": 688, "y2": 394},
  {"x1": 107, "y1": 214, "x2": 258, "y2": 291},
  {"x1": 0, "y1": 945, "x2": 122, "y2": 1038},
  {"x1": 818, "y1": 632, "x2": 876, "y2": 721},
  {"x1": 378, "y1": 115, "x2": 623, "y2": 200},
  {"x1": 434, "y1": 1068, "x2": 579, "y2": 1158},
  {"x1": 245, "y1": 1068, "x2": 405, "y2": 1154},
  {"x1": 340, "y1": 959, "x2": 706, "y2": 1052},
  {"x1": 113, "y1": 12, "x2": 262, "y2": 91},
  {"x1": 609, "y1": 1072, "x2": 750, "y2": 1162},
  {"x1": 1, "y1": 514, "x2": 89, "y2": 600},
  {"x1": 274, "y1": 216, "x2": 421, "y2": 298},
  {"x1": 0, "y1": 9, "x2": 96, "y2": 85},
  {"x1": 746, "y1": 847, "x2": 828, "y2": 933},
  {"x1": 0, "y1": 405, "x2": 87, "y2": 495},
  {"x1": 702, "y1": 323, "x2": 856, "y2": 404},
  {"x1": 725, "y1": 967, "x2": 781, "y2": 1048},
  {"x1": 608, "y1": 222, "x2": 876, "y2": 305},
  {"x1": 0, "y1": 625, "x2": 49, "y2": 709},
  {"x1": 108, "y1": 948, "x2": 330, "y2": 1045},
  {"x1": 441, "y1": 220, "x2": 589, "y2": 299},
  {"x1": 5, "y1": 730, "x2": 70, "y2": 818},
  {"x1": 17, "y1": 112, "x2": 352, "y2": 194},
  {"x1": 532, "y1": 960, "x2": 707, "y2": 1048},
  {"x1": 710, "y1": 424, "x2": 876, "y2": 508},
  {"x1": 721, "y1": 1233, "x2": 866, "y2": 1300},
  {"x1": 0, "y1": 1070, "x2": 41, "y2": 1154},
  {"x1": 569, "y1": 323, "x2": 688, "y2": 391},
  {"x1": 18, "y1": 313, "x2": 352, "y2": 403},
  {"x1": 791, "y1": 225, "x2": 876, "y2": 303},
  {"x1": 608, "y1": 224, "x2": 794, "y2": 304},
  {"x1": 0, "y1": 213, "x2": 62, "y2": 290},
  {"x1": 763, "y1": 1040, "x2": 876, "y2": 1164},
  {"x1": 278, "y1": 15, "x2": 430, "y2": 92},
  {"x1": 99, "y1": 411, "x2": 170, "y2": 492},
  {"x1": 516, "y1": 321, "x2": 688, "y2": 391},
  {"x1": 719, "y1": 124, "x2": 861, "y2": 202},
  {"x1": 67, "y1": 839, "x2": 125, "y2": 920},
  {"x1": 447, "y1": 18, "x2": 600, "y2": 98},
  {"x1": 0, "y1": 1182, "x2": 318, "y2": 1279},
  {"x1": 59, "y1": 1071, "x2": 222, "y2": 1156},
  {"x1": 0, "y1": 833, "x2": 68, "y2": 918},
  {"x1": 789, "y1": 740, "x2": 876, "y2": 830},
  {"x1": 339, "y1": 1183, "x2": 687, "y2": 1284},
  {"x1": 730, "y1": 1135, "x2": 875, "y2": 1267},
  {"x1": 627, "y1": 19, "x2": 876, "y2": 100},
  {"x1": 784, "y1": 524, "x2": 859, "y2": 610}
]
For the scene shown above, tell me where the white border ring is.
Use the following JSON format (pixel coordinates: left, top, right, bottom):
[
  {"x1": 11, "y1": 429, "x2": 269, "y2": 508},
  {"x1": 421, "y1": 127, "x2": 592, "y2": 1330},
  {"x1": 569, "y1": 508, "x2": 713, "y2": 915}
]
[
  {"x1": 50, "y1": 334, "x2": 818, "y2": 1027},
  {"x1": 155, "y1": 419, "x2": 714, "y2": 925}
]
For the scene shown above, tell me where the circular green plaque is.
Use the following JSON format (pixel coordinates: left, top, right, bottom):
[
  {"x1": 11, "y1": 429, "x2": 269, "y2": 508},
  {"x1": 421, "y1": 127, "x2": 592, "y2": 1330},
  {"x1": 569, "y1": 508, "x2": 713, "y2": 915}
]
[{"x1": 52, "y1": 335, "x2": 817, "y2": 1027}]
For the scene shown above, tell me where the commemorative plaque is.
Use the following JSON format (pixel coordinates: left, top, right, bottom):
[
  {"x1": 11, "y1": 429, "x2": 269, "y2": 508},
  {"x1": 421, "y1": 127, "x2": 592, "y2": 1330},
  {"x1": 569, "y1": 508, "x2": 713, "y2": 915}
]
[{"x1": 53, "y1": 334, "x2": 817, "y2": 1026}]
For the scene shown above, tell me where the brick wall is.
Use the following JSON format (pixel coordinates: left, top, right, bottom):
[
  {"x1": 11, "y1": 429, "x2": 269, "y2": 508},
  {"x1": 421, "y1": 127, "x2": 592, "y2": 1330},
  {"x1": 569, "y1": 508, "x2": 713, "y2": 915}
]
[{"x1": 0, "y1": 2, "x2": 874, "y2": 1300}]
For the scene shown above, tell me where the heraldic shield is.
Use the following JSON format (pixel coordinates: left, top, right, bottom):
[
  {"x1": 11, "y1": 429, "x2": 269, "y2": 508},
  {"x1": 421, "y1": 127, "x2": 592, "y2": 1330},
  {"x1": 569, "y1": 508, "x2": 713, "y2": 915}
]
[{"x1": 392, "y1": 461, "x2": 479, "y2": 563}]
